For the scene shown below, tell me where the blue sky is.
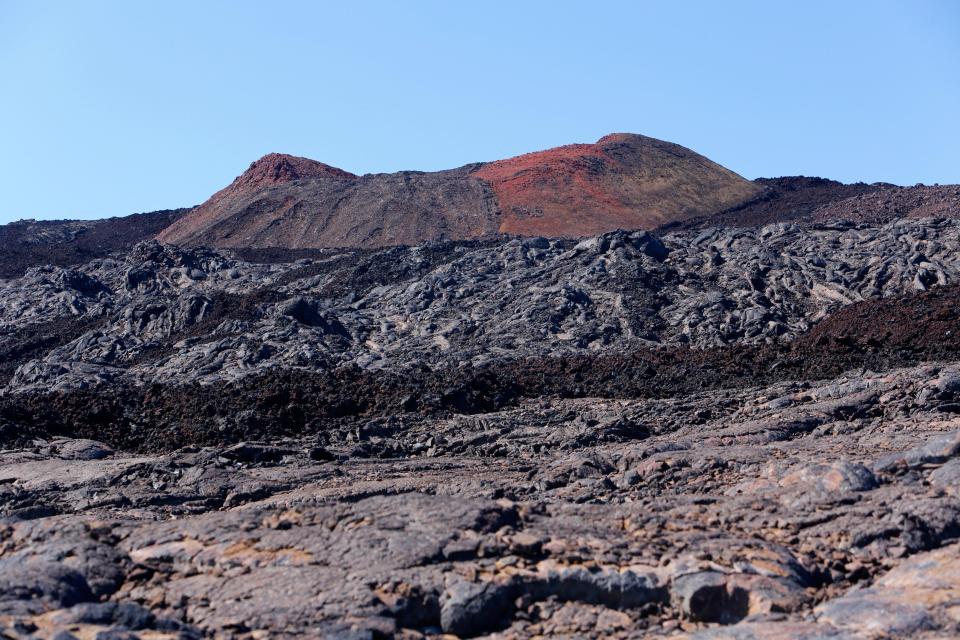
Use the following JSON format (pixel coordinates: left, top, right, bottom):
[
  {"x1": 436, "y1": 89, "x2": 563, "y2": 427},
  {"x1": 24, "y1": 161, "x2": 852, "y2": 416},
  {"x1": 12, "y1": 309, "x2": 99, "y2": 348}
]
[{"x1": 0, "y1": 1, "x2": 957, "y2": 223}]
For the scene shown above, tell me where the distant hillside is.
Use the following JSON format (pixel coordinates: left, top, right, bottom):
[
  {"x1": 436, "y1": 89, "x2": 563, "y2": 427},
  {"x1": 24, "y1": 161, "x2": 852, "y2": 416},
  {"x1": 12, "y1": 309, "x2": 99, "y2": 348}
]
[
  {"x1": 0, "y1": 209, "x2": 190, "y2": 279},
  {"x1": 660, "y1": 177, "x2": 893, "y2": 231},
  {"x1": 156, "y1": 134, "x2": 763, "y2": 249},
  {"x1": 811, "y1": 184, "x2": 960, "y2": 224}
]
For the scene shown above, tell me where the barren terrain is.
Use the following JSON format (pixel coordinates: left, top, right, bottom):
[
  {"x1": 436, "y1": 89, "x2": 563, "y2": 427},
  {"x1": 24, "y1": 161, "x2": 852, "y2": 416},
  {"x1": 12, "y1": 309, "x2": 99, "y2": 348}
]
[
  {"x1": 2, "y1": 134, "x2": 960, "y2": 638},
  {"x1": 156, "y1": 134, "x2": 761, "y2": 249},
  {"x1": 1, "y1": 208, "x2": 960, "y2": 638}
]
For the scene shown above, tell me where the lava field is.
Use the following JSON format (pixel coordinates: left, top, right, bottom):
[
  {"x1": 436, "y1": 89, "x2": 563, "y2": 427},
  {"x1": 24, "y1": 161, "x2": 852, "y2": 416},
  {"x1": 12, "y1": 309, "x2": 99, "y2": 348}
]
[{"x1": 1, "y1": 203, "x2": 960, "y2": 638}]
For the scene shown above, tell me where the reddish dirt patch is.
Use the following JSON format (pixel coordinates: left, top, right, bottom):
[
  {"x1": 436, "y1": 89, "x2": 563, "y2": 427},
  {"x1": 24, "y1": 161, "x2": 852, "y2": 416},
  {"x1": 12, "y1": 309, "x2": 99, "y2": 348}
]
[
  {"x1": 474, "y1": 134, "x2": 761, "y2": 237},
  {"x1": 157, "y1": 154, "x2": 356, "y2": 245},
  {"x1": 472, "y1": 143, "x2": 622, "y2": 236},
  {"x1": 229, "y1": 153, "x2": 356, "y2": 190}
]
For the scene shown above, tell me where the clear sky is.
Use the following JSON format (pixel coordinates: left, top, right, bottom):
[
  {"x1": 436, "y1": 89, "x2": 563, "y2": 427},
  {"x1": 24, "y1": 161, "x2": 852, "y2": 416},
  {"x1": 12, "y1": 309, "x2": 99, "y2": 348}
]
[{"x1": 1, "y1": 1, "x2": 958, "y2": 223}]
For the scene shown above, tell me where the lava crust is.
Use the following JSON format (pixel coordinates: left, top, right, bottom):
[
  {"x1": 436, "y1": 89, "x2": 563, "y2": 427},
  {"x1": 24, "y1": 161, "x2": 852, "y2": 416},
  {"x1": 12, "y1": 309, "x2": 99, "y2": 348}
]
[{"x1": 4, "y1": 191, "x2": 960, "y2": 639}]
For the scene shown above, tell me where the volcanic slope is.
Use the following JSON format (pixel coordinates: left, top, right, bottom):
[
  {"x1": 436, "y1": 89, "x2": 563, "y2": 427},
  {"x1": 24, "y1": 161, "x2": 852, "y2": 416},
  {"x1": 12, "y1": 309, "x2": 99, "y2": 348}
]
[
  {"x1": 0, "y1": 208, "x2": 190, "y2": 279},
  {"x1": 156, "y1": 134, "x2": 762, "y2": 249},
  {"x1": 661, "y1": 176, "x2": 892, "y2": 230}
]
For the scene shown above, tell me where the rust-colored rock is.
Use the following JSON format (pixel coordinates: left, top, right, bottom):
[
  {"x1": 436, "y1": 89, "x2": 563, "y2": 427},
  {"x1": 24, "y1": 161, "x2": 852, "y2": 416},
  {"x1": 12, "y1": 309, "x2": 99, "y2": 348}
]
[
  {"x1": 475, "y1": 133, "x2": 762, "y2": 237},
  {"x1": 156, "y1": 153, "x2": 356, "y2": 247}
]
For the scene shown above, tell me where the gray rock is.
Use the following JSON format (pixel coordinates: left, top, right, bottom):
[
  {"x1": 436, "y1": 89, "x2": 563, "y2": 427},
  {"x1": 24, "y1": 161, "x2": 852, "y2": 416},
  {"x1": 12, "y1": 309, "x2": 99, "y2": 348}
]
[
  {"x1": 0, "y1": 559, "x2": 92, "y2": 614},
  {"x1": 52, "y1": 438, "x2": 114, "y2": 460},
  {"x1": 7, "y1": 220, "x2": 960, "y2": 391},
  {"x1": 440, "y1": 579, "x2": 516, "y2": 637}
]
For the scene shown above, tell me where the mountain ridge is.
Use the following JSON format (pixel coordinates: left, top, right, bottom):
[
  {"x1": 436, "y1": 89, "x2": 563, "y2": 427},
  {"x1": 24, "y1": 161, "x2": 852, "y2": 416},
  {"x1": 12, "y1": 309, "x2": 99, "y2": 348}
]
[{"x1": 156, "y1": 133, "x2": 764, "y2": 249}]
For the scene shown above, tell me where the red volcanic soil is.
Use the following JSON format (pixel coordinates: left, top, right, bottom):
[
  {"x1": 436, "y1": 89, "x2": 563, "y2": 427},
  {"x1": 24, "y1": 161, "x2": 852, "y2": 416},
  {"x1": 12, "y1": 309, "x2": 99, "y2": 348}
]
[
  {"x1": 157, "y1": 154, "x2": 356, "y2": 245},
  {"x1": 157, "y1": 135, "x2": 762, "y2": 249},
  {"x1": 474, "y1": 133, "x2": 762, "y2": 237},
  {"x1": 472, "y1": 143, "x2": 614, "y2": 235},
  {"x1": 230, "y1": 153, "x2": 356, "y2": 189}
]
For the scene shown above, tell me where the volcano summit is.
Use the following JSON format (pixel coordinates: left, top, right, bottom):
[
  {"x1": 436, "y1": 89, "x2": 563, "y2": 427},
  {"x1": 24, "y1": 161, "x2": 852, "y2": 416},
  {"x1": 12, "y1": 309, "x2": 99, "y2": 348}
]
[{"x1": 157, "y1": 134, "x2": 762, "y2": 249}]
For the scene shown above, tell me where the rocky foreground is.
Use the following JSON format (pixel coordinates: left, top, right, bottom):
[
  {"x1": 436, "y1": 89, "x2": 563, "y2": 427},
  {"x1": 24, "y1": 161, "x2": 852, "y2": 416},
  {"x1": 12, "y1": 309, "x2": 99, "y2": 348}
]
[{"x1": 2, "y1": 217, "x2": 960, "y2": 638}]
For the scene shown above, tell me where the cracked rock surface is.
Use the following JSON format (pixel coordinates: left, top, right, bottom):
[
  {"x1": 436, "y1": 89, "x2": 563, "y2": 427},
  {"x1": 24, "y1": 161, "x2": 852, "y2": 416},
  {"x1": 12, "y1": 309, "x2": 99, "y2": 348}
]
[
  {"x1": 2, "y1": 215, "x2": 960, "y2": 637},
  {"x1": 3, "y1": 218, "x2": 960, "y2": 391},
  {"x1": 3, "y1": 363, "x2": 960, "y2": 637}
]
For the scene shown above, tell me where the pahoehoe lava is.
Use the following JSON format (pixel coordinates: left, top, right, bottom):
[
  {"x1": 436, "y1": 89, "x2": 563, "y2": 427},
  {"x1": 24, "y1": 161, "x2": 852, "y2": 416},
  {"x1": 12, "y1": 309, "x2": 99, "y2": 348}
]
[{"x1": 2, "y1": 134, "x2": 960, "y2": 639}]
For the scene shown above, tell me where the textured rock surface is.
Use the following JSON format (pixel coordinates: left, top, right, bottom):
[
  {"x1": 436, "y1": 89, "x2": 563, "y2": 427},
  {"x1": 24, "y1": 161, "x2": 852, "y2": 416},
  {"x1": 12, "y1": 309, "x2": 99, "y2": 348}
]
[
  {"x1": 811, "y1": 184, "x2": 960, "y2": 224},
  {"x1": 4, "y1": 206, "x2": 960, "y2": 636},
  {"x1": 3, "y1": 218, "x2": 960, "y2": 392},
  {"x1": 661, "y1": 176, "x2": 890, "y2": 231},
  {"x1": 3, "y1": 363, "x2": 960, "y2": 637},
  {"x1": 0, "y1": 209, "x2": 190, "y2": 279}
]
